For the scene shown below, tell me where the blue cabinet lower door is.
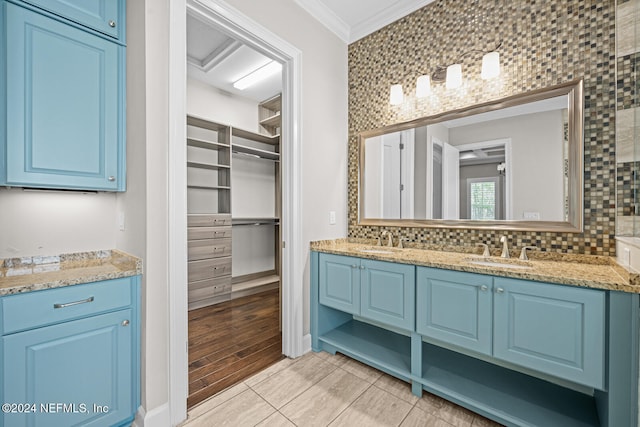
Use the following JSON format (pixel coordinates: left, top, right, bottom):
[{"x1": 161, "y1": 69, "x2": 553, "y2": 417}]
[
  {"x1": 361, "y1": 259, "x2": 415, "y2": 330},
  {"x1": 416, "y1": 267, "x2": 492, "y2": 355},
  {"x1": 2, "y1": 309, "x2": 133, "y2": 427},
  {"x1": 3, "y1": 2, "x2": 124, "y2": 191},
  {"x1": 493, "y1": 278, "x2": 605, "y2": 389},
  {"x1": 319, "y1": 253, "x2": 361, "y2": 315}
]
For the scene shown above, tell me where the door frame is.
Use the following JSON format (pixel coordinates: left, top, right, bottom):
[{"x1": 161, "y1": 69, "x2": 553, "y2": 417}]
[{"x1": 168, "y1": 0, "x2": 303, "y2": 424}]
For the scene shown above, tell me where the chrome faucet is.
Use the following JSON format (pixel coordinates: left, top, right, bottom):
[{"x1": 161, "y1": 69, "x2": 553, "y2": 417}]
[
  {"x1": 379, "y1": 230, "x2": 393, "y2": 247},
  {"x1": 477, "y1": 243, "x2": 491, "y2": 257},
  {"x1": 519, "y1": 246, "x2": 537, "y2": 260},
  {"x1": 500, "y1": 236, "x2": 510, "y2": 258}
]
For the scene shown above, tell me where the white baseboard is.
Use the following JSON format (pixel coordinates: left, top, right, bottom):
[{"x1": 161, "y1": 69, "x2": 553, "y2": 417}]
[
  {"x1": 131, "y1": 402, "x2": 171, "y2": 427},
  {"x1": 302, "y1": 333, "x2": 312, "y2": 354}
]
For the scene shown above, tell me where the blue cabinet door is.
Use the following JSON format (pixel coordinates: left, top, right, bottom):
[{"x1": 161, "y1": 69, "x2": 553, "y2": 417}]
[
  {"x1": 319, "y1": 253, "x2": 361, "y2": 315},
  {"x1": 2, "y1": 309, "x2": 134, "y2": 427},
  {"x1": 2, "y1": 2, "x2": 125, "y2": 191},
  {"x1": 493, "y1": 278, "x2": 605, "y2": 389},
  {"x1": 416, "y1": 267, "x2": 492, "y2": 355},
  {"x1": 361, "y1": 259, "x2": 415, "y2": 331},
  {"x1": 19, "y1": 0, "x2": 125, "y2": 40}
]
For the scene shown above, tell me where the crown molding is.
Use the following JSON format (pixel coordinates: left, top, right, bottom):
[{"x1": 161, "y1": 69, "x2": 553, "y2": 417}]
[
  {"x1": 350, "y1": 0, "x2": 435, "y2": 42},
  {"x1": 294, "y1": 0, "x2": 350, "y2": 43}
]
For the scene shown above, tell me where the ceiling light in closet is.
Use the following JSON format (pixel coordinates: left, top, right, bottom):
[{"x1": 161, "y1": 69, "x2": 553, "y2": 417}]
[{"x1": 233, "y1": 60, "x2": 282, "y2": 90}]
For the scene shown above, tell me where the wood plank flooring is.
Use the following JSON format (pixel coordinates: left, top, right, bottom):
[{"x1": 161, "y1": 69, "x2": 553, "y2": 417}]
[{"x1": 188, "y1": 289, "x2": 283, "y2": 408}]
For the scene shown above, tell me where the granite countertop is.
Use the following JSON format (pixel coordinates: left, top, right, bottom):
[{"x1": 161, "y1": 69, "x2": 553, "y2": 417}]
[
  {"x1": 311, "y1": 238, "x2": 640, "y2": 294},
  {"x1": 0, "y1": 250, "x2": 143, "y2": 297}
]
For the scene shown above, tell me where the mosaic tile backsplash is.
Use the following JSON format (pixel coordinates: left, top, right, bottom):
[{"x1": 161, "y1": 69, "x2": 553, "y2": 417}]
[{"x1": 347, "y1": 0, "x2": 618, "y2": 255}]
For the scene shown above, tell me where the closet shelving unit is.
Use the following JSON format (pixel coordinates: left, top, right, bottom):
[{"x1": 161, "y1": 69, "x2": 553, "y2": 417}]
[
  {"x1": 186, "y1": 115, "x2": 233, "y2": 310},
  {"x1": 230, "y1": 117, "x2": 281, "y2": 299},
  {"x1": 185, "y1": 93, "x2": 282, "y2": 309}
]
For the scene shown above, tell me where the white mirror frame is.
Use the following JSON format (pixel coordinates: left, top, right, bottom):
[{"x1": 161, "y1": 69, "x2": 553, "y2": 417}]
[{"x1": 358, "y1": 80, "x2": 584, "y2": 232}]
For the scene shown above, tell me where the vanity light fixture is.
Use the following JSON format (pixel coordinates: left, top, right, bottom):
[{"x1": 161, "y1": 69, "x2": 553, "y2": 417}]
[
  {"x1": 233, "y1": 60, "x2": 282, "y2": 90},
  {"x1": 390, "y1": 84, "x2": 404, "y2": 105},
  {"x1": 432, "y1": 42, "x2": 502, "y2": 88},
  {"x1": 415, "y1": 75, "x2": 431, "y2": 97}
]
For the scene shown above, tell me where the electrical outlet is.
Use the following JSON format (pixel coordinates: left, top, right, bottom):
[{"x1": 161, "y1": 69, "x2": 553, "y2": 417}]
[
  {"x1": 329, "y1": 211, "x2": 336, "y2": 225},
  {"x1": 523, "y1": 211, "x2": 540, "y2": 220},
  {"x1": 118, "y1": 212, "x2": 126, "y2": 231}
]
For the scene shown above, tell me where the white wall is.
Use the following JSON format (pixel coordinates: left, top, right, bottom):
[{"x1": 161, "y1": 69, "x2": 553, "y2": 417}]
[
  {"x1": 0, "y1": 189, "x2": 117, "y2": 258},
  {"x1": 223, "y1": 0, "x2": 349, "y2": 335},
  {"x1": 449, "y1": 110, "x2": 564, "y2": 221},
  {"x1": 187, "y1": 78, "x2": 259, "y2": 132}
]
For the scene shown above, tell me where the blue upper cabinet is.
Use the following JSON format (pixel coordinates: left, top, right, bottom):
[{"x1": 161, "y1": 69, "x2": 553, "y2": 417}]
[
  {"x1": 18, "y1": 0, "x2": 125, "y2": 40},
  {"x1": 0, "y1": 1, "x2": 126, "y2": 191},
  {"x1": 416, "y1": 267, "x2": 492, "y2": 356},
  {"x1": 493, "y1": 277, "x2": 606, "y2": 389}
]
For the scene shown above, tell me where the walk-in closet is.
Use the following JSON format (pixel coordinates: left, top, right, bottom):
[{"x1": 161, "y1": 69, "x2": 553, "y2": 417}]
[{"x1": 185, "y1": 10, "x2": 284, "y2": 407}]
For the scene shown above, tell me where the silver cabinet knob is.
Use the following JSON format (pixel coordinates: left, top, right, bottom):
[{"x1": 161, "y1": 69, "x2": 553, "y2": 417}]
[
  {"x1": 351, "y1": 265, "x2": 357, "y2": 269},
  {"x1": 108, "y1": 176, "x2": 116, "y2": 182},
  {"x1": 480, "y1": 285, "x2": 488, "y2": 292},
  {"x1": 122, "y1": 320, "x2": 130, "y2": 326},
  {"x1": 360, "y1": 265, "x2": 365, "y2": 270},
  {"x1": 496, "y1": 287, "x2": 505, "y2": 294},
  {"x1": 109, "y1": 20, "x2": 116, "y2": 28}
]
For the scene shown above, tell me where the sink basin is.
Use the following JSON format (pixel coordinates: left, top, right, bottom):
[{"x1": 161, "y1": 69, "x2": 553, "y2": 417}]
[
  {"x1": 466, "y1": 258, "x2": 533, "y2": 270},
  {"x1": 357, "y1": 248, "x2": 396, "y2": 254}
]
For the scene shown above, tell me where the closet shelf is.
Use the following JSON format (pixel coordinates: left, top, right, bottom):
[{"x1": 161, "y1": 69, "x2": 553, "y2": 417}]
[
  {"x1": 232, "y1": 144, "x2": 280, "y2": 161},
  {"x1": 259, "y1": 112, "x2": 281, "y2": 127},
  {"x1": 187, "y1": 138, "x2": 230, "y2": 150},
  {"x1": 260, "y1": 94, "x2": 282, "y2": 111},
  {"x1": 232, "y1": 274, "x2": 279, "y2": 291},
  {"x1": 187, "y1": 161, "x2": 230, "y2": 170},
  {"x1": 187, "y1": 184, "x2": 231, "y2": 190},
  {"x1": 232, "y1": 218, "x2": 280, "y2": 226},
  {"x1": 232, "y1": 128, "x2": 279, "y2": 145}
]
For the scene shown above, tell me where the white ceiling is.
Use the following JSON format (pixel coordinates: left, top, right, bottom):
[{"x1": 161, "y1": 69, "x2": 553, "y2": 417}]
[
  {"x1": 186, "y1": 13, "x2": 282, "y2": 102},
  {"x1": 294, "y1": 0, "x2": 435, "y2": 43},
  {"x1": 186, "y1": 1, "x2": 433, "y2": 101}
]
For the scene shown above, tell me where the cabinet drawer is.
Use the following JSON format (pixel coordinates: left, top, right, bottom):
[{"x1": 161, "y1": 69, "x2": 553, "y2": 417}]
[
  {"x1": 19, "y1": 0, "x2": 124, "y2": 40},
  {"x1": 188, "y1": 277, "x2": 232, "y2": 302},
  {"x1": 1, "y1": 277, "x2": 134, "y2": 335},
  {"x1": 188, "y1": 226, "x2": 232, "y2": 240},
  {"x1": 188, "y1": 214, "x2": 232, "y2": 227},
  {"x1": 188, "y1": 257, "x2": 232, "y2": 282},
  {"x1": 188, "y1": 238, "x2": 232, "y2": 261}
]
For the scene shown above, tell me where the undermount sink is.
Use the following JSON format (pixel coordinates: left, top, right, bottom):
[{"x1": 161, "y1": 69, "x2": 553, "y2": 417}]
[
  {"x1": 466, "y1": 258, "x2": 533, "y2": 270},
  {"x1": 357, "y1": 248, "x2": 396, "y2": 254}
]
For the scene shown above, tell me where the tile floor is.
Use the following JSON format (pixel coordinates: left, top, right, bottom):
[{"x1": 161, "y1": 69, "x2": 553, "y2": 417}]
[{"x1": 180, "y1": 351, "x2": 503, "y2": 427}]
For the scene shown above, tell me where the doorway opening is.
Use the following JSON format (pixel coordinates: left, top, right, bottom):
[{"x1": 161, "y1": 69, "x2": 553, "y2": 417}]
[{"x1": 184, "y1": 2, "x2": 287, "y2": 409}]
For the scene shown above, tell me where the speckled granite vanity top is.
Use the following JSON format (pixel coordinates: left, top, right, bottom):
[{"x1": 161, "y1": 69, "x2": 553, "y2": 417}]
[
  {"x1": 311, "y1": 238, "x2": 640, "y2": 293},
  {"x1": 0, "y1": 250, "x2": 143, "y2": 296}
]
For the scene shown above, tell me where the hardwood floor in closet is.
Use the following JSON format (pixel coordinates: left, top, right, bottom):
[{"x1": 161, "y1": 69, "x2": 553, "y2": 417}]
[{"x1": 188, "y1": 289, "x2": 283, "y2": 408}]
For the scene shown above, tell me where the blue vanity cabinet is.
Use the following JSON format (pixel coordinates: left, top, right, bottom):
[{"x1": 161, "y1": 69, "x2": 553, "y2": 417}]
[
  {"x1": 18, "y1": 0, "x2": 125, "y2": 40},
  {"x1": 360, "y1": 259, "x2": 415, "y2": 331},
  {"x1": 493, "y1": 277, "x2": 606, "y2": 390},
  {"x1": 318, "y1": 253, "x2": 415, "y2": 330},
  {"x1": 0, "y1": 277, "x2": 140, "y2": 427},
  {"x1": 0, "y1": 0, "x2": 126, "y2": 191},
  {"x1": 416, "y1": 267, "x2": 492, "y2": 356},
  {"x1": 319, "y1": 253, "x2": 361, "y2": 315}
]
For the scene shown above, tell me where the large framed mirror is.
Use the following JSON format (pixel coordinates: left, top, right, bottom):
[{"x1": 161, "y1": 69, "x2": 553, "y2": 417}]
[{"x1": 358, "y1": 80, "x2": 583, "y2": 232}]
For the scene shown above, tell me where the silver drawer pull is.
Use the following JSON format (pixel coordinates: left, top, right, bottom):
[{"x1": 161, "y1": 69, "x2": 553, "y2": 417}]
[
  {"x1": 54, "y1": 296, "x2": 94, "y2": 309},
  {"x1": 108, "y1": 20, "x2": 116, "y2": 28},
  {"x1": 480, "y1": 285, "x2": 488, "y2": 292},
  {"x1": 122, "y1": 320, "x2": 130, "y2": 326},
  {"x1": 496, "y1": 288, "x2": 505, "y2": 294}
]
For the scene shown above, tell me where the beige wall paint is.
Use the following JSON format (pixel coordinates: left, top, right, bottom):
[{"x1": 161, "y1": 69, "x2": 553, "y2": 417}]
[
  {"x1": 0, "y1": 190, "x2": 117, "y2": 258},
  {"x1": 187, "y1": 78, "x2": 260, "y2": 132},
  {"x1": 222, "y1": 0, "x2": 349, "y2": 335}
]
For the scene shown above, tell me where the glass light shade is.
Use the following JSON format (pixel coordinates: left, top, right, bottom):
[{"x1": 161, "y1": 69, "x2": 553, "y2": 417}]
[
  {"x1": 415, "y1": 75, "x2": 431, "y2": 98},
  {"x1": 481, "y1": 51, "x2": 500, "y2": 80},
  {"x1": 446, "y1": 64, "x2": 462, "y2": 89},
  {"x1": 390, "y1": 84, "x2": 404, "y2": 105}
]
